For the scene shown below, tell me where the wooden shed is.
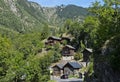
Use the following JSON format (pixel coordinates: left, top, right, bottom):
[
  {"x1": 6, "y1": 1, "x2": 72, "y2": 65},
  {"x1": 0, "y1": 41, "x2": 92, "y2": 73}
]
[{"x1": 82, "y1": 48, "x2": 93, "y2": 62}]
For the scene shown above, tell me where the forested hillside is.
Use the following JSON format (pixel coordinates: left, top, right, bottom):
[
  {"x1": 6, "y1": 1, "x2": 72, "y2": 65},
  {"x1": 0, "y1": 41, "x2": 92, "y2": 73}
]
[
  {"x1": 0, "y1": 0, "x2": 88, "y2": 33},
  {"x1": 0, "y1": 0, "x2": 43, "y2": 32}
]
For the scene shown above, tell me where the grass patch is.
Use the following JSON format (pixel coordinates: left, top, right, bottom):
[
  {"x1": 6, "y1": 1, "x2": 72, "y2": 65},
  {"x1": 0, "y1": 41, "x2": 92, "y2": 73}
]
[{"x1": 47, "y1": 80, "x2": 56, "y2": 82}]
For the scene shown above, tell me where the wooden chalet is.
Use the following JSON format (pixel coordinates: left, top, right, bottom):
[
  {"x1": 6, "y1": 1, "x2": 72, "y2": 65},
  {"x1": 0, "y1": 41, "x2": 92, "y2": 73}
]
[
  {"x1": 52, "y1": 62, "x2": 82, "y2": 76},
  {"x1": 45, "y1": 36, "x2": 62, "y2": 46},
  {"x1": 82, "y1": 48, "x2": 93, "y2": 62},
  {"x1": 61, "y1": 45, "x2": 75, "y2": 60},
  {"x1": 62, "y1": 45, "x2": 75, "y2": 56},
  {"x1": 52, "y1": 63, "x2": 66, "y2": 76},
  {"x1": 63, "y1": 62, "x2": 82, "y2": 75}
]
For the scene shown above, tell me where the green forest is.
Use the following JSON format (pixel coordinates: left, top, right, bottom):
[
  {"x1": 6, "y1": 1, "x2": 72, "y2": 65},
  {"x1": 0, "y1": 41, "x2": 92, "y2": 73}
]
[{"x1": 0, "y1": 0, "x2": 120, "y2": 82}]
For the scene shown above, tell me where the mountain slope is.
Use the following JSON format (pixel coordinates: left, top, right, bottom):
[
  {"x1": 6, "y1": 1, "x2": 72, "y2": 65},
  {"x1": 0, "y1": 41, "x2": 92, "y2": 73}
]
[
  {"x1": 0, "y1": 0, "x2": 46, "y2": 32},
  {"x1": 56, "y1": 5, "x2": 88, "y2": 19},
  {"x1": 0, "y1": 0, "x2": 89, "y2": 32}
]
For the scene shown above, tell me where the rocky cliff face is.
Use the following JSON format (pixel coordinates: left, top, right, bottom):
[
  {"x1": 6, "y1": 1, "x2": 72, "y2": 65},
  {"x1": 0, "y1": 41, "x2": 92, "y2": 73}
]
[
  {"x1": 85, "y1": 35, "x2": 120, "y2": 82},
  {"x1": 93, "y1": 62, "x2": 120, "y2": 82},
  {"x1": 4, "y1": 0, "x2": 18, "y2": 15}
]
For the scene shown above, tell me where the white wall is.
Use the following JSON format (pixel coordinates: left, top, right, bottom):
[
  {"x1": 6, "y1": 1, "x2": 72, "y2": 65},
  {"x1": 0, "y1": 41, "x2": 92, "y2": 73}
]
[{"x1": 62, "y1": 56, "x2": 74, "y2": 60}]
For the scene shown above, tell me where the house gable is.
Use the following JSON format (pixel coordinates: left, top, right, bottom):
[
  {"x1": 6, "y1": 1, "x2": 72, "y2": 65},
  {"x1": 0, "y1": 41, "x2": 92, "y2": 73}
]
[
  {"x1": 45, "y1": 36, "x2": 62, "y2": 46},
  {"x1": 63, "y1": 62, "x2": 82, "y2": 75},
  {"x1": 62, "y1": 45, "x2": 75, "y2": 56}
]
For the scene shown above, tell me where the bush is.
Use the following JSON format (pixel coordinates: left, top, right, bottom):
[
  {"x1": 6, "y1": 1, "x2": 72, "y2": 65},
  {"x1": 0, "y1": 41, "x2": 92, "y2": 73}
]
[{"x1": 74, "y1": 53, "x2": 83, "y2": 61}]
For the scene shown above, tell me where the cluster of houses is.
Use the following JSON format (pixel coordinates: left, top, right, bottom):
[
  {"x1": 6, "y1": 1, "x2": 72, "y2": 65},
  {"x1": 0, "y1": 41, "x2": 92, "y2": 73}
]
[{"x1": 45, "y1": 36, "x2": 93, "y2": 78}]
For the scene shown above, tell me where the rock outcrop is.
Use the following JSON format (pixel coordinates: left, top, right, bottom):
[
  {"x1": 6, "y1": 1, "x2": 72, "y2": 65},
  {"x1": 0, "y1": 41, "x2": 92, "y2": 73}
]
[{"x1": 85, "y1": 35, "x2": 120, "y2": 82}]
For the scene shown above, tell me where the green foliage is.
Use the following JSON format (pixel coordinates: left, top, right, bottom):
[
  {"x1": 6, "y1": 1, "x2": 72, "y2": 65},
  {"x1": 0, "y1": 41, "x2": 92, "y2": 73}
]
[
  {"x1": 89, "y1": 0, "x2": 120, "y2": 72},
  {"x1": 74, "y1": 52, "x2": 83, "y2": 61},
  {"x1": 109, "y1": 35, "x2": 120, "y2": 71},
  {"x1": 64, "y1": 19, "x2": 86, "y2": 50},
  {"x1": 80, "y1": 41, "x2": 86, "y2": 51},
  {"x1": 68, "y1": 21, "x2": 83, "y2": 36},
  {"x1": 51, "y1": 43, "x2": 62, "y2": 63},
  {"x1": 48, "y1": 80, "x2": 56, "y2": 82},
  {"x1": 64, "y1": 13, "x2": 99, "y2": 49},
  {"x1": 83, "y1": 16, "x2": 100, "y2": 47},
  {"x1": 57, "y1": 5, "x2": 88, "y2": 19},
  {"x1": 90, "y1": 0, "x2": 120, "y2": 47},
  {"x1": 64, "y1": 19, "x2": 72, "y2": 30},
  {"x1": 87, "y1": 62, "x2": 94, "y2": 76},
  {"x1": 41, "y1": 24, "x2": 50, "y2": 39},
  {"x1": 0, "y1": 31, "x2": 52, "y2": 81},
  {"x1": 52, "y1": 52, "x2": 61, "y2": 63}
]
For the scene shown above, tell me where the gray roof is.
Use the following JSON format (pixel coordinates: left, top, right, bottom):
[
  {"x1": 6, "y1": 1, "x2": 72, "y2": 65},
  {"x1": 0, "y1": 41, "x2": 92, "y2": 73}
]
[
  {"x1": 67, "y1": 62, "x2": 82, "y2": 69},
  {"x1": 53, "y1": 62, "x2": 67, "y2": 69},
  {"x1": 65, "y1": 45, "x2": 75, "y2": 50},
  {"x1": 85, "y1": 48, "x2": 93, "y2": 53},
  {"x1": 56, "y1": 64, "x2": 64, "y2": 69},
  {"x1": 48, "y1": 36, "x2": 61, "y2": 40},
  {"x1": 53, "y1": 62, "x2": 82, "y2": 69},
  {"x1": 61, "y1": 37, "x2": 71, "y2": 40}
]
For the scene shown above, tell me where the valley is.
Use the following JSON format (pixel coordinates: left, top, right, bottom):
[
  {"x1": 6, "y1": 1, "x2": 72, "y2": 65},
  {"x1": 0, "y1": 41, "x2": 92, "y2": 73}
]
[{"x1": 0, "y1": 0, "x2": 120, "y2": 82}]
